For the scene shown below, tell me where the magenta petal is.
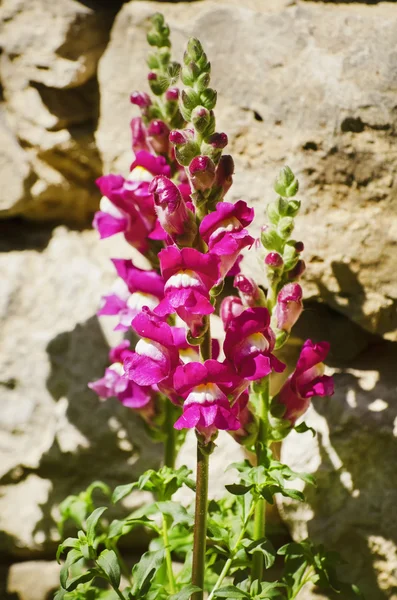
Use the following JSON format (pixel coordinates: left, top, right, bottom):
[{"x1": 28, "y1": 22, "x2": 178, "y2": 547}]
[
  {"x1": 295, "y1": 340, "x2": 331, "y2": 375},
  {"x1": 93, "y1": 212, "x2": 127, "y2": 239},
  {"x1": 300, "y1": 374, "x2": 334, "y2": 398},
  {"x1": 97, "y1": 294, "x2": 127, "y2": 316},
  {"x1": 131, "y1": 310, "x2": 174, "y2": 347},
  {"x1": 119, "y1": 381, "x2": 152, "y2": 409},
  {"x1": 174, "y1": 404, "x2": 201, "y2": 429},
  {"x1": 124, "y1": 353, "x2": 167, "y2": 386}
]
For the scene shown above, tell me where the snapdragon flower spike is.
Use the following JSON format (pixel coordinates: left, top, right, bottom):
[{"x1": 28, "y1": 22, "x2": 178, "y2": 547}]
[
  {"x1": 277, "y1": 340, "x2": 334, "y2": 424},
  {"x1": 155, "y1": 246, "x2": 220, "y2": 337},
  {"x1": 123, "y1": 308, "x2": 186, "y2": 399},
  {"x1": 149, "y1": 175, "x2": 197, "y2": 245},
  {"x1": 173, "y1": 360, "x2": 247, "y2": 443},
  {"x1": 98, "y1": 259, "x2": 164, "y2": 331},
  {"x1": 275, "y1": 283, "x2": 303, "y2": 333},
  {"x1": 200, "y1": 200, "x2": 255, "y2": 279},
  {"x1": 224, "y1": 307, "x2": 285, "y2": 380},
  {"x1": 88, "y1": 341, "x2": 153, "y2": 409}
]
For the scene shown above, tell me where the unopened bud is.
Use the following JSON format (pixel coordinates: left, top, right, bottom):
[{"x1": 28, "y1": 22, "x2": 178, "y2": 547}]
[
  {"x1": 234, "y1": 274, "x2": 265, "y2": 307},
  {"x1": 175, "y1": 141, "x2": 200, "y2": 167},
  {"x1": 275, "y1": 283, "x2": 303, "y2": 333},
  {"x1": 288, "y1": 259, "x2": 306, "y2": 281},
  {"x1": 191, "y1": 106, "x2": 214, "y2": 135},
  {"x1": 130, "y1": 117, "x2": 149, "y2": 153},
  {"x1": 220, "y1": 296, "x2": 244, "y2": 329},
  {"x1": 215, "y1": 154, "x2": 234, "y2": 194},
  {"x1": 200, "y1": 88, "x2": 217, "y2": 110},
  {"x1": 294, "y1": 241, "x2": 304, "y2": 253},
  {"x1": 261, "y1": 227, "x2": 283, "y2": 252},
  {"x1": 207, "y1": 132, "x2": 228, "y2": 149},
  {"x1": 149, "y1": 175, "x2": 197, "y2": 245},
  {"x1": 189, "y1": 155, "x2": 216, "y2": 191},
  {"x1": 278, "y1": 216, "x2": 295, "y2": 239},
  {"x1": 147, "y1": 120, "x2": 170, "y2": 154},
  {"x1": 265, "y1": 252, "x2": 284, "y2": 269},
  {"x1": 165, "y1": 87, "x2": 179, "y2": 101},
  {"x1": 286, "y1": 199, "x2": 301, "y2": 217},
  {"x1": 274, "y1": 166, "x2": 299, "y2": 198},
  {"x1": 130, "y1": 91, "x2": 151, "y2": 109}
]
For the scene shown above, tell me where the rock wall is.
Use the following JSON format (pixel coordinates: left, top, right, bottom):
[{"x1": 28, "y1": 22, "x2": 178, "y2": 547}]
[{"x1": 1, "y1": 1, "x2": 397, "y2": 599}]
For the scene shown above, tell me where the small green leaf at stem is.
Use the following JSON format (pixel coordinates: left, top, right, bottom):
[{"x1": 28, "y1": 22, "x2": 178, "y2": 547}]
[
  {"x1": 86, "y1": 507, "x2": 107, "y2": 547},
  {"x1": 294, "y1": 422, "x2": 316, "y2": 437},
  {"x1": 213, "y1": 586, "x2": 250, "y2": 598},
  {"x1": 169, "y1": 585, "x2": 202, "y2": 600},
  {"x1": 112, "y1": 483, "x2": 137, "y2": 504},
  {"x1": 131, "y1": 549, "x2": 165, "y2": 597},
  {"x1": 97, "y1": 549, "x2": 121, "y2": 589}
]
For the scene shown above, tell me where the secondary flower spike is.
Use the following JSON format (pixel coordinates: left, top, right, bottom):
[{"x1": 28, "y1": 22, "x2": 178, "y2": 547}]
[
  {"x1": 155, "y1": 246, "x2": 220, "y2": 337},
  {"x1": 200, "y1": 201, "x2": 255, "y2": 279},
  {"x1": 276, "y1": 339, "x2": 334, "y2": 423},
  {"x1": 224, "y1": 307, "x2": 285, "y2": 380}
]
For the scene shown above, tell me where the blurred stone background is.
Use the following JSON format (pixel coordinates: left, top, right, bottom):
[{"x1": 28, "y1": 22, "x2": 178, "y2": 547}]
[{"x1": 0, "y1": 0, "x2": 396, "y2": 598}]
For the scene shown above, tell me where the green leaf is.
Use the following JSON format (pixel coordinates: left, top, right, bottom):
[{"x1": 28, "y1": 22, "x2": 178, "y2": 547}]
[
  {"x1": 156, "y1": 501, "x2": 193, "y2": 526},
  {"x1": 66, "y1": 570, "x2": 97, "y2": 592},
  {"x1": 112, "y1": 483, "x2": 137, "y2": 504},
  {"x1": 97, "y1": 549, "x2": 121, "y2": 589},
  {"x1": 294, "y1": 422, "x2": 316, "y2": 437},
  {"x1": 277, "y1": 542, "x2": 308, "y2": 557},
  {"x1": 244, "y1": 537, "x2": 276, "y2": 569},
  {"x1": 60, "y1": 549, "x2": 83, "y2": 589},
  {"x1": 86, "y1": 507, "x2": 107, "y2": 546},
  {"x1": 56, "y1": 537, "x2": 80, "y2": 563},
  {"x1": 53, "y1": 588, "x2": 67, "y2": 600},
  {"x1": 225, "y1": 484, "x2": 254, "y2": 496},
  {"x1": 214, "y1": 585, "x2": 250, "y2": 598},
  {"x1": 169, "y1": 585, "x2": 202, "y2": 600},
  {"x1": 280, "y1": 488, "x2": 305, "y2": 502},
  {"x1": 258, "y1": 581, "x2": 287, "y2": 599},
  {"x1": 131, "y1": 549, "x2": 165, "y2": 597}
]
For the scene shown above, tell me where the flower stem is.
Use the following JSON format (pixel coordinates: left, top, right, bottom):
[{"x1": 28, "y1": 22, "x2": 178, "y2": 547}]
[
  {"x1": 251, "y1": 377, "x2": 270, "y2": 585},
  {"x1": 164, "y1": 402, "x2": 177, "y2": 469},
  {"x1": 208, "y1": 501, "x2": 257, "y2": 600},
  {"x1": 191, "y1": 442, "x2": 210, "y2": 600},
  {"x1": 162, "y1": 515, "x2": 176, "y2": 594}
]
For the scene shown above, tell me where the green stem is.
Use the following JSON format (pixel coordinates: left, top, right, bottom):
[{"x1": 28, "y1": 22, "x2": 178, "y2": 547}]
[
  {"x1": 251, "y1": 377, "x2": 270, "y2": 585},
  {"x1": 164, "y1": 402, "x2": 177, "y2": 469},
  {"x1": 191, "y1": 443, "x2": 210, "y2": 600},
  {"x1": 208, "y1": 502, "x2": 257, "y2": 600},
  {"x1": 162, "y1": 515, "x2": 176, "y2": 594}
]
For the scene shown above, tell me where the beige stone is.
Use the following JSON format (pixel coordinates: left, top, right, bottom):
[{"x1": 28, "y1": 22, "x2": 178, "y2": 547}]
[{"x1": 7, "y1": 560, "x2": 60, "y2": 600}]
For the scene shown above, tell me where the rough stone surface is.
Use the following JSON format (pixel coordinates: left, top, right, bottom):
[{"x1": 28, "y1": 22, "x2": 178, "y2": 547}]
[
  {"x1": 0, "y1": 225, "x2": 162, "y2": 558},
  {"x1": 97, "y1": 0, "x2": 397, "y2": 341},
  {"x1": 279, "y1": 341, "x2": 397, "y2": 600},
  {"x1": 6, "y1": 560, "x2": 60, "y2": 600},
  {"x1": 0, "y1": 0, "x2": 118, "y2": 222}
]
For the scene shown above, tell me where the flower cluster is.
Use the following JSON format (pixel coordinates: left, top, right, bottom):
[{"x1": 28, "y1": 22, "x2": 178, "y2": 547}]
[{"x1": 89, "y1": 16, "x2": 334, "y2": 447}]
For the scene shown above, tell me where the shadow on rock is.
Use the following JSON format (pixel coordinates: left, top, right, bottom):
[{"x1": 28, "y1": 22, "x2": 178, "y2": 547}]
[{"x1": 31, "y1": 315, "x2": 162, "y2": 554}]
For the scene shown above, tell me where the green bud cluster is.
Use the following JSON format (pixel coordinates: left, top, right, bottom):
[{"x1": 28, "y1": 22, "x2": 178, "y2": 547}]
[
  {"x1": 145, "y1": 14, "x2": 184, "y2": 127},
  {"x1": 261, "y1": 166, "x2": 302, "y2": 270},
  {"x1": 179, "y1": 38, "x2": 217, "y2": 140}
]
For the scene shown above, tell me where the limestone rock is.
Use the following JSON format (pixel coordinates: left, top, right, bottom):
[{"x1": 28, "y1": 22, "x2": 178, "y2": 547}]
[
  {"x1": 279, "y1": 341, "x2": 397, "y2": 599},
  {"x1": 7, "y1": 561, "x2": 60, "y2": 600},
  {"x1": 0, "y1": 0, "x2": 118, "y2": 222},
  {"x1": 96, "y1": 0, "x2": 397, "y2": 341},
  {"x1": 0, "y1": 225, "x2": 162, "y2": 558}
]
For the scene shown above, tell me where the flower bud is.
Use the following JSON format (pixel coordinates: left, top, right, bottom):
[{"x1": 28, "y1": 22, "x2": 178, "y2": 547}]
[
  {"x1": 260, "y1": 226, "x2": 283, "y2": 252},
  {"x1": 274, "y1": 166, "x2": 299, "y2": 198},
  {"x1": 200, "y1": 88, "x2": 217, "y2": 110},
  {"x1": 130, "y1": 91, "x2": 152, "y2": 109},
  {"x1": 165, "y1": 87, "x2": 179, "y2": 101},
  {"x1": 275, "y1": 283, "x2": 303, "y2": 333},
  {"x1": 169, "y1": 129, "x2": 190, "y2": 146},
  {"x1": 286, "y1": 199, "x2": 301, "y2": 217},
  {"x1": 282, "y1": 242, "x2": 299, "y2": 272},
  {"x1": 130, "y1": 117, "x2": 149, "y2": 153},
  {"x1": 278, "y1": 216, "x2": 295, "y2": 239},
  {"x1": 220, "y1": 296, "x2": 244, "y2": 329},
  {"x1": 207, "y1": 132, "x2": 228, "y2": 149},
  {"x1": 214, "y1": 154, "x2": 234, "y2": 196},
  {"x1": 147, "y1": 119, "x2": 170, "y2": 154},
  {"x1": 288, "y1": 259, "x2": 306, "y2": 281},
  {"x1": 234, "y1": 274, "x2": 264, "y2": 307},
  {"x1": 149, "y1": 175, "x2": 197, "y2": 244},
  {"x1": 191, "y1": 106, "x2": 212, "y2": 134},
  {"x1": 189, "y1": 155, "x2": 216, "y2": 191},
  {"x1": 265, "y1": 252, "x2": 283, "y2": 269},
  {"x1": 175, "y1": 141, "x2": 200, "y2": 167},
  {"x1": 294, "y1": 241, "x2": 304, "y2": 253}
]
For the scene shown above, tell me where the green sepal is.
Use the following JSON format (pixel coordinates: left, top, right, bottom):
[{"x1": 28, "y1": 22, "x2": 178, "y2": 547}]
[
  {"x1": 294, "y1": 422, "x2": 316, "y2": 437},
  {"x1": 274, "y1": 166, "x2": 299, "y2": 198}
]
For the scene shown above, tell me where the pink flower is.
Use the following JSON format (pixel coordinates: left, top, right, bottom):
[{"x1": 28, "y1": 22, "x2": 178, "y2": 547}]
[
  {"x1": 98, "y1": 260, "x2": 164, "y2": 331},
  {"x1": 155, "y1": 247, "x2": 220, "y2": 337},
  {"x1": 173, "y1": 360, "x2": 248, "y2": 442},
  {"x1": 130, "y1": 117, "x2": 150, "y2": 153},
  {"x1": 147, "y1": 120, "x2": 170, "y2": 155},
  {"x1": 124, "y1": 309, "x2": 181, "y2": 387},
  {"x1": 275, "y1": 283, "x2": 303, "y2": 333},
  {"x1": 228, "y1": 392, "x2": 258, "y2": 446},
  {"x1": 224, "y1": 307, "x2": 285, "y2": 381},
  {"x1": 88, "y1": 342, "x2": 152, "y2": 409},
  {"x1": 200, "y1": 201, "x2": 254, "y2": 279},
  {"x1": 189, "y1": 156, "x2": 216, "y2": 191},
  {"x1": 149, "y1": 175, "x2": 197, "y2": 245},
  {"x1": 277, "y1": 340, "x2": 334, "y2": 423}
]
